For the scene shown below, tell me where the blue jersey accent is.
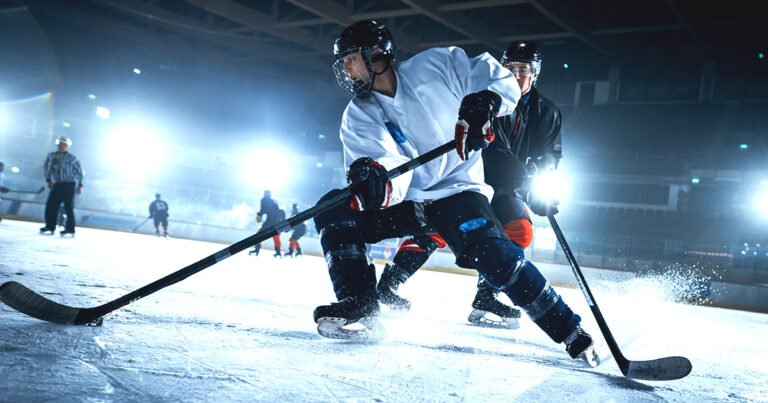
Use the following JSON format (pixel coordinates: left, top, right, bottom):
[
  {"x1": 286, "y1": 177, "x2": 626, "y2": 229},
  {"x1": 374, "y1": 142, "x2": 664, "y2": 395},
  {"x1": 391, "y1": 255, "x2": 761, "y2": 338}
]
[
  {"x1": 385, "y1": 121, "x2": 407, "y2": 144},
  {"x1": 459, "y1": 218, "x2": 488, "y2": 232}
]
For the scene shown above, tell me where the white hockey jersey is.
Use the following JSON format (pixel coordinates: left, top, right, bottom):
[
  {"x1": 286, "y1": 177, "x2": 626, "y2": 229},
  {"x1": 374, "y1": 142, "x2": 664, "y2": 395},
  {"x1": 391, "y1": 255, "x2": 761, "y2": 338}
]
[{"x1": 339, "y1": 46, "x2": 521, "y2": 204}]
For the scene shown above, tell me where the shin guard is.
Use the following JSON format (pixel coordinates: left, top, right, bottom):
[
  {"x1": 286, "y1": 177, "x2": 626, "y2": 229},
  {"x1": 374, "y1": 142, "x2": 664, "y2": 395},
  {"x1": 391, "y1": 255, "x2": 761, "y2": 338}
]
[{"x1": 465, "y1": 238, "x2": 580, "y2": 343}]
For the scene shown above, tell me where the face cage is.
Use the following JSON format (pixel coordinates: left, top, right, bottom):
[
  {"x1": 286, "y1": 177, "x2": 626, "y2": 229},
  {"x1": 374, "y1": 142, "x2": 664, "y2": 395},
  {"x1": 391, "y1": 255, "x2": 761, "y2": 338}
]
[
  {"x1": 500, "y1": 56, "x2": 541, "y2": 76},
  {"x1": 332, "y1": 47, "x2": 376, "y2": 97}
]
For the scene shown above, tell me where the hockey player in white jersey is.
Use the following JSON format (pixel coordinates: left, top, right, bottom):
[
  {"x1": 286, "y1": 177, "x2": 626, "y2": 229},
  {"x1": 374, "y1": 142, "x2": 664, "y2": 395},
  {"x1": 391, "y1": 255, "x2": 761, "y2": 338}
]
[{"x1": 311, "y1": 20, "x2": 597, "y2": 366}]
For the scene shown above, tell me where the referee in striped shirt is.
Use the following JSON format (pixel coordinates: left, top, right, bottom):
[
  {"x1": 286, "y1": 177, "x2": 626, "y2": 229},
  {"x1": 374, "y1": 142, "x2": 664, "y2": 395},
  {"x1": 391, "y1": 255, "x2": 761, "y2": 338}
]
[{"x1": 41, "y1": 136, "x2": 84, "y2": 236}]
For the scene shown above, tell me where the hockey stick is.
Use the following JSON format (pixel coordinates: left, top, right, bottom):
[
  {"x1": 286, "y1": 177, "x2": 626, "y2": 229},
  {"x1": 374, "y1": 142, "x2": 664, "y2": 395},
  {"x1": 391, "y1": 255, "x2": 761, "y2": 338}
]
[
  {"x1": 131, "y1": 217, "x2": 151, "y2": 232},
  {"x1": 548, "y1": 215, "x2": 692, "y2": 381},
  {"x1": 0, "y1": 186, "x2": 45, "y2": 194},
  {"x1": 0, "y1": 142, "x2": 455, "y2": 326}
]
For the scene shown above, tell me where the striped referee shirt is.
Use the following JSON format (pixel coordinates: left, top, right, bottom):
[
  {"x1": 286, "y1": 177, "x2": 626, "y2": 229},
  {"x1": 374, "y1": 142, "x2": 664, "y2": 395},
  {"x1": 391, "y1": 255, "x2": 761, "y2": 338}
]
[{"x1": 44, "y1": 151, "x2": 84, "y2": 186}]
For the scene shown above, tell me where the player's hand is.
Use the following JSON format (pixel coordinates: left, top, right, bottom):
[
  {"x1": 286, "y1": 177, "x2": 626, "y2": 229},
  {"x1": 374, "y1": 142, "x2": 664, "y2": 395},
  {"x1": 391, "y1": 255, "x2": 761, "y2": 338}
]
[
  {"x1": 347, "y1": 157, "x2": 391, "y2": 211},
  {"x1": 76, "y1": 186, "x2": 83, "y2": 195},
  {"x1": 525, "y1": 192, "x2": 559, "y2": 216},
  {"x1": 255, "y1": 213, "x2": 263, "y2": 223},
  {"x1": 46, "y1": 180, "x2": 53, "y2": 189},
  {"x1": 455, "y1": 90, "x2": 502, "y2": 160}
]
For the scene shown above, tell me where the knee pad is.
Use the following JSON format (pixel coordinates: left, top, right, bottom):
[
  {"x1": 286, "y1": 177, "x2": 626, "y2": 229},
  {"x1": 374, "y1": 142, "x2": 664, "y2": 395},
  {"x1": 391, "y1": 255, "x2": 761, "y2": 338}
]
[
  {"x1": 503, "y1": 218, "x2": 533, "y2": 249},
  {"x1": 314, "y1": 189, "x2": 355, "y2": 233}
]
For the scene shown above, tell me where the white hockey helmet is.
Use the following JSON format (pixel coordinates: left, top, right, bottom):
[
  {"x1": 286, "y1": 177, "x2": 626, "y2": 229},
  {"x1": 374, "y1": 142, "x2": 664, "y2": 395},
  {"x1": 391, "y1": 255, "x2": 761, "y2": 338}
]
[{"x1": 55, "y1": 136, "x2": 72, "y2": 146}]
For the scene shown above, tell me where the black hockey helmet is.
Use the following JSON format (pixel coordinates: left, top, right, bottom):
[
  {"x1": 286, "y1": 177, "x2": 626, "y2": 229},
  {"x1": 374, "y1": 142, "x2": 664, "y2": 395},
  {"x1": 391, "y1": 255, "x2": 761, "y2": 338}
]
[
  {"x1": 500, "y1": 40, "x2": 542, "y2": 75},
  {"x1": 332, "y1": 20, "x2": 395, "y2": 97},
  {"x1": 155, "y1": 193, "x2": 161, "y2": 198},
  {"x1": 333, "y1": 20, "x2": 395, "y2": 63}
]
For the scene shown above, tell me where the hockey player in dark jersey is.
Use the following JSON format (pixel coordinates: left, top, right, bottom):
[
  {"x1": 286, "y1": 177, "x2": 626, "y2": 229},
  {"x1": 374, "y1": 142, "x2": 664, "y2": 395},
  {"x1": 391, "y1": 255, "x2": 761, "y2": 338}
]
[
  {"x1": 378, "y1": 40, "x2": 564, "y2": 330},
  {"x1": 249, "y1": 190, "x2": 286, "y2": 257},
  {"x1": 149, "y1": 193, "x2": 170, "y2": 238},
  {"x1": 285, "y1": 203, "x2": 306, "y2": 257}
]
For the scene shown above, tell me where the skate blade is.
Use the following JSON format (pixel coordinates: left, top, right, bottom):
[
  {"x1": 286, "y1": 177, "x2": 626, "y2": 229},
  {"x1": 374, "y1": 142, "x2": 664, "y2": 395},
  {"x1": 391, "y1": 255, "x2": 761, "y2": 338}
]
[
  {"x1": 316, "y1": 317, "x2": 386, "y2": 341},
  {"x1": 467, "y1": 309, "x2": 520, "y2": 330},
  {"x1": 576, "y1": 345, "x2": 600, "y2": 368}
]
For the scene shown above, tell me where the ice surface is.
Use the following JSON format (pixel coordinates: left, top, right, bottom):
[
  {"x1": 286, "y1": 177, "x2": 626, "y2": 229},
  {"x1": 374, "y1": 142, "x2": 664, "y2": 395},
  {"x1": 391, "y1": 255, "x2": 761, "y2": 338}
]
[{"x1": 1, "y1": 219, "x2": 766, "y2": 402}]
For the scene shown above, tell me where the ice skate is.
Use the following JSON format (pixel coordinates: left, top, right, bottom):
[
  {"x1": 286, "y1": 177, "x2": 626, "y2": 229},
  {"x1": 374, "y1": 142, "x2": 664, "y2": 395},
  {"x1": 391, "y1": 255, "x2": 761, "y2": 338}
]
[
  {"x1": 39, "y1": 227, "x2": 54, "y2": 235},
  {"x1": 285, "y1": 248, "x2": 295, "y2": 258},
  {"x1": 564, "y1": 325, "x2": 600, "y2": 368},
  {"x1": 248, "y1": 245, "x2": 260, "y2": 256},
  {"x1": 376, "y1": 264, "x2": 411, "y2": 311},
  {"x1": 59, "y1": 230, "x2": 75, "y2": 238},
  {"x1": 468, "y1": 282, "x2": 521, "y2": 329},
  {"x1": 314, "y1": 292, "x2": 384, "y2": 341},
  {"x1": 273, "y1": 249, "x2": 282, "y2": 258}
]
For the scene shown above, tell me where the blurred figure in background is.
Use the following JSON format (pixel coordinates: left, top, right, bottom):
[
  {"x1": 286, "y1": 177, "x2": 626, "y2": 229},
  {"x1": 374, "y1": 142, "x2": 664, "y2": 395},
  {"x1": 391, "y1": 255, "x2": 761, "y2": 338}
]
[
  {"x1": 149, "y1": 193, "x2": 170, "y2": 238},
  {"x1": 249, "y1": 190, "x2": 286, "y2": 257},
  {"x1": 285, "y1": 203, "x2": 306, "y2": 257},
  {"x1": 41, "y1": 136, "x2": 83, "y2": 237}
]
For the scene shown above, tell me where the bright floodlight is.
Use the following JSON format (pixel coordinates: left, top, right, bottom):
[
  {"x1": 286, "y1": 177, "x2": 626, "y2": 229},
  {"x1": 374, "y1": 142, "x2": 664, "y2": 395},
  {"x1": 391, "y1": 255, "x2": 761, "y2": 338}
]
[
  {"x1": 11, "y1": 166, "x2": 20, "y2": 173},
  {"x1": 0, "y1": 104, "x2": 7, "y2": 133},
  {"x1": 530, "y1": 169, "x2": 571, "y2": 206},
  {"x1": 96, "y1": 106, "x2": 111, "y2": 120},
  {"x1": 758, "y1": 182, "x2": 768, "y2": 220},
  {"x1": 105, "y1": 123, "x2": 167, "y2": 180},
  {"x1": 133, "y1": 68, "x2": 142, "y2": 75},
  {"x1": 241, "y1": 146, "x2": 294, "y2": 191}
]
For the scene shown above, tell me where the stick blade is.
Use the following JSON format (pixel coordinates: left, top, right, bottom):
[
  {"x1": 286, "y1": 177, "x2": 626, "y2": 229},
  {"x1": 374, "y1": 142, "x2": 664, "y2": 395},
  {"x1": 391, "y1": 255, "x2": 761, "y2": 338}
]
[
  {"x1": 0, "y1": 281, "x2": 81, "y2": 324},
  {"x1": 624, "y1": 356, "x2": 692, "y2": 381}
]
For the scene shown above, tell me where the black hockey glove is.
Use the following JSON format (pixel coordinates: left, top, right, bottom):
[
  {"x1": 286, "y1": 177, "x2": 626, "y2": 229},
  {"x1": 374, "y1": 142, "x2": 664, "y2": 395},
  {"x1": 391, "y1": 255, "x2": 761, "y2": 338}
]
[
  {"x1": 522, "y1": 169, "x2": 560, "y2": 217},
  {"x1": 525, "y1": 191, "x2": 559, "y2": 217},
  {"x1": 347, "y1": 157, "x2": 391, "y2": 211},
  {"x1": 455, "y1": 90, "x2": 502, "y2": 160}
]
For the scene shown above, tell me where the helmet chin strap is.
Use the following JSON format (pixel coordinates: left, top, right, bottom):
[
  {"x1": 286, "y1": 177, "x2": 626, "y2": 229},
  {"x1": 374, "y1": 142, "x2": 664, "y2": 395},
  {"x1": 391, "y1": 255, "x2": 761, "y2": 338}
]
[{"x1": 369, "y1": 61, "x2": 391, "y2": 93}]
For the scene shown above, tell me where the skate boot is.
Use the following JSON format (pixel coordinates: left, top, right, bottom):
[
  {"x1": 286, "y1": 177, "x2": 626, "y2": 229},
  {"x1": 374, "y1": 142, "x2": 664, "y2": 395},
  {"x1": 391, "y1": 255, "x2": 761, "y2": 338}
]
[
  {"x1": 273, "y1": 249, "x2": 282, "y2": 258},
  {"x1": 155, "y1": 229, "x2": 161, "y2": 237},
  {"x1": 39, "y1": 227, "x2": 55, "y2": 235},
  {"x1": 59, "y1": 230, "x2": 75, "y2": 238},
  {"x1": 468, "y1": 280, "x2": 521, "y2": 329},
  {"x1": 313, "y1": 291, "x2": 384, "y2": 341},
  {"x1": 285, "y1": 248, "x2": 294, "y2": 258},
  {"x1": 564, "y1": 325, "x2": 599, "y2": 368},
  {"x1": 163, "y1": 232, "x2": 169, "y2": 239},
  {"x1": 248, "y1": 245, "x2": 260, "y2": 256},
  {"x1": 376, "y1": 264, "x2": 411, "y2": 311},
  {"x1": 295, "y1": 247, "x2": 302, "y2": 257}
]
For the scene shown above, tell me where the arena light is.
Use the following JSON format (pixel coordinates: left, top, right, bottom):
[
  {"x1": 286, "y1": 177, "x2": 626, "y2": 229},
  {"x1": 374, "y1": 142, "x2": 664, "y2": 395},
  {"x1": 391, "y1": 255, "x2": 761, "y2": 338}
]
[
  {"x1": 530, "y1": 169, "x2": 572, "y2": 206},
  {"x1": 0, "y1": 105, "x2": 6, "y2": 133},
  {"x1": 96, "y1": 106, "x2": 111, "y2": 120},
  {"x1": 758, "y1": 182, "x2": 768, "y2": 220},
  {"x1": 240, "y1": 145, "x2": 295, "y2": 192},
  {"x1": 104, "y1": 123, "x2": 168, "y2": 180}
]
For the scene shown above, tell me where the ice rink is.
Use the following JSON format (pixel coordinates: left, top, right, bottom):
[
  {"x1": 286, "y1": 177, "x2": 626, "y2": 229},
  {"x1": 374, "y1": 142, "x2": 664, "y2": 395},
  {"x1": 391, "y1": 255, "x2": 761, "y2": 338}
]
[{"x1": 1, "y1": 219, "x2": 766, "y2": 402}]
